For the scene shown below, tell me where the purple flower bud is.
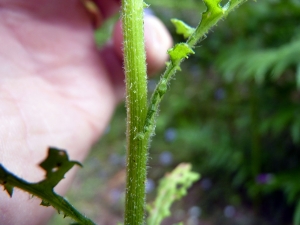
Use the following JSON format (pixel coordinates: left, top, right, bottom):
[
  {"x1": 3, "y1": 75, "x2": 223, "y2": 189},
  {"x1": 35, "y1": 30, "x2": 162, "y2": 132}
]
[{"x1": 256, "y1": 173, "x2": 273, "y2": 184}]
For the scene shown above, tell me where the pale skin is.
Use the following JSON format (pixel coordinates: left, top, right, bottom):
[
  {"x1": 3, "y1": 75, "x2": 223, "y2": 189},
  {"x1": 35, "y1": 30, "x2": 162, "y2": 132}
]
[{"x1": 0, "y1": 0, "x2": 172, "y2": 224}]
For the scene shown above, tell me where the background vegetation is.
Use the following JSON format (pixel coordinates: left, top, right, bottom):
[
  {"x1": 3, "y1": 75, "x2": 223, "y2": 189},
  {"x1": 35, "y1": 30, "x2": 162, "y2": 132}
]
[{"x1": 50, "y1": 0, "x2": 300, "y2": 224}]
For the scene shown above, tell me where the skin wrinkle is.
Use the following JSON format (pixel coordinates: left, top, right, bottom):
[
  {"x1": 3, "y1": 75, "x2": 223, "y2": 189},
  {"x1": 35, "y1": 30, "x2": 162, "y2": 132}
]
[
  {"x1": 0, "y1": 1, "x2": 93, "y2": 73},
  {"x1": 4, "y1": 25, "x2": 84, "y2": 73},
  {"x1": 1, "y1": 72, "x2": 101, "y2": 147},
  {"x1": 0, "y1": 79, "x2": 95, "y2": 185},
  {"x1": 1, "y1": 62, "x2": 112, "y2": 150},
  {"x1": 26, "y1": 79, "x2": 105, "y2": 143},
  {"x1": 0, "y1": 1, "x2": 115, "y2": 125},
  {"x1": 0, "y1": 16, "x2": 59, "y2": 74},
  {"x1": 7, "y1": 90, "x2": 32, "y2": 154},
  {"x1": 0, "y1": 103, "x2": 41, "y2": 181},
  {"x1": 36, "y1": 59, "x2": 116, "y2": 138},
  {"x1": 0, "y1": 0, "x2": 85, "y2": 27},
  {"x1": 0, "y1": 14, "x2": 36, "y2": 72},
  {"x1": 0, "y1": 53, "x2": 32, "y2": 75}
]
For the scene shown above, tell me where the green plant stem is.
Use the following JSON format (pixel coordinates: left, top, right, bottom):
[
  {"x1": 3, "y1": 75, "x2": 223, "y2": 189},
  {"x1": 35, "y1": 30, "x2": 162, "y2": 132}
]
[
  {"x1": 122, "y1": 0, "x2": 148, "y2": 225},
  {"x1": 144, "y1": 0, "x2": 249, "y2": 142},
  {"x1": 0, "y1": 165, "x2": 96, "y2": 225},
  {"x1": 188, "y1": 0, "x2": 248, "y2": 47},
  {"x1": 121, "y1": 0, "x2": 250, "y2": 224}
]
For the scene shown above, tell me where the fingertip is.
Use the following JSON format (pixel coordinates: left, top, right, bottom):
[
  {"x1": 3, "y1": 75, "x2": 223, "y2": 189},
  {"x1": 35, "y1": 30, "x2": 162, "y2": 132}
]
[
  {"x1": 99, "y1": 43, "x2": 125, "y2": 103},
  {"x1": 93, "y1": 0, "x2": 121, "y2": 19},
  {"x1": 112, "y1": 19, "x2": 123, "y2": 60},
  {"x1": 144, "y1": 15, "x2": 173, "y2": 74}
]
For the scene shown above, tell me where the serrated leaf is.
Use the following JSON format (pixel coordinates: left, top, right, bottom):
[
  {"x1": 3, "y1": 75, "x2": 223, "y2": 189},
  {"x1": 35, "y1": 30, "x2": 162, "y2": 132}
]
[
  {"x1": 200, "y1": 0, "x2": 224, "y2": 29},
  {"x1": 186, "y1": 0, "x2": 248, "y2": 48},
  {"x1": 171, "y1": 19, "x2": 195, "y2": 39},
  {"x1": 39, "y1": 147, "x2": 82, "y2": 188},
  {"x1": 0, "y1": 147, "x2": 95, "y2": 225},
  {"x1": 40, "y1": 200, "x2": 51, "y2": 207},
  {"x1": 203, "y1": 0, "x2": 224, "y2": 15},
  {"x1": 294, "y1": 200, "x2": 300, "y2": 225},
  {"x1": 4, "y1": 184, "x2": 14, "y2": 197},
  {"x1": 0, "y1": 165, "x2": 14, "y2": 197},
  {"x1": 168, "y1": 43, "x2": 195, "y2": 65}
]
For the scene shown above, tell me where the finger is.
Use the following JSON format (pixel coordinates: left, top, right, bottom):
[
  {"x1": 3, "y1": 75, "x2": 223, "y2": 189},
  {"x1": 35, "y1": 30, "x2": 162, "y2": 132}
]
[
  {"x1": 112, "y1": 15, "x2": 173, "y2": 75},
  {"x1": 99, "y1": 43, "x2": 125, "y2": 103},
  {"x1": 93, "y1": 0, "x2": 121, "y2": 19},
  {"x1": 99, "y1": 13, "x2": 172, "y2": 102},
  {"x1": 144, "y1": 15, "x2": 173, "y2": 74}
]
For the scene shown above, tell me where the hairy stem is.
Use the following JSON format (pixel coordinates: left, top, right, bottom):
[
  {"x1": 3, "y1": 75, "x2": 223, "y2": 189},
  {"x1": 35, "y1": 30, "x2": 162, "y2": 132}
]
[
  {"x1": 122, "y1": 0, "x2": 148, "y2": 224},
  {"x1": 144, "y1": 0, "x2": 249, "y2": 143}
]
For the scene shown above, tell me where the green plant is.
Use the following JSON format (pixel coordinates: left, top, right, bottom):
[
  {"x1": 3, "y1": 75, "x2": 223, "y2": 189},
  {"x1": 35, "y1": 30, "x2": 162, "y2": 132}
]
[
  {"x1": 117, "y1": 0, "x2": 249, "y2": 224},
  {"x1": 0, "y1": 148, "x2": 95, "y2": 225},
  {"x1": 0, "y1": 0, "x2": 250, "y2": 224},
  {"x1": 147, "y1": 163, "x2": 199, "y2": 225}
]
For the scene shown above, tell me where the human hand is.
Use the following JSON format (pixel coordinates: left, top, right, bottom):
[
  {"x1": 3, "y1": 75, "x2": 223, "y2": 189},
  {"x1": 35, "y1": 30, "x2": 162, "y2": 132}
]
[{"x1": 0, "y1": 0, "x2": 172, "y2": 224}]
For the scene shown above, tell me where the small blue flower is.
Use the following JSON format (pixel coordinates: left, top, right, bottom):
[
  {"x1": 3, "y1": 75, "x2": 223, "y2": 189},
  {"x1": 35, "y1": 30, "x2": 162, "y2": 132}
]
[
  {"x1": 224, "y1": 205, "x2": 236, "y2": 218},
  {"x1": 164, "y1": 128, "x2": 177, "y2": 142},
  {"x1": 146, "y1": 179, "x2": 155, "y2": 193},
  {"x1": 159, "y1": 151, "x2": 173, "y2": 166},
  {"x1": 200, "y1": 178, "x2": 212, "y2": 190},
  {"x1": 214, "y1": 88, "x2": 226, "y2": 100}
]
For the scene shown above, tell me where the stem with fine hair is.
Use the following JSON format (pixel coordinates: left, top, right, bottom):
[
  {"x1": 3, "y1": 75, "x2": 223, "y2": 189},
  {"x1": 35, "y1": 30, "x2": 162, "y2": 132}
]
[
  {"x1": 122, "y1": 0, "x2": 148, "y2": 224},
  {"x1": 121, "y1": 0, "x2": 250, "y2": 224}
]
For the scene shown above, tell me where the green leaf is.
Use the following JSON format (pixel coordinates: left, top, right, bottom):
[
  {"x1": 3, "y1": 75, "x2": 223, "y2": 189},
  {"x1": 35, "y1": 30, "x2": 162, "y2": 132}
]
[
  {"x1": 171, "y1": 19, "x2": 195, "y2": 39},
  {"x1": 0, "y1": 147, "x2": 95, "y2": 225},
  {"x1": 39, "y1": 147, "x2": 82, "y2": 188},
  {"x1": 294, "y1": 199, "x2": 300, "y2": 225},
  {"x1": 202, "y1": 0, "x2": 224, "y2": 20},
  {"x1": 168, "y1": 43, "x2": 195, "y2": 65},
  {"x1": 218, "y1": 37, "x2": 300, "y2": 83},
  {"x1": 40, "y1": 200, "x2": 51, "y2": 207},
  {"x1": 291, "y1": 118, "x2": 300, "y2": 144},
  {"x1": 0, "y1": 168, "x2": 14, "y2": 197},
  {"x1": 4, "y1": 184, "x2": 14, "y2": 197},
  {"x1": 147, "y1": 163, "x2": 200, "y2": 225},
  {"x1": 187, "y1": 0, "x2": 248, "y2": 47},
  {"x1": 297, "y1": 63, "x2": 300, "y2": 89}
]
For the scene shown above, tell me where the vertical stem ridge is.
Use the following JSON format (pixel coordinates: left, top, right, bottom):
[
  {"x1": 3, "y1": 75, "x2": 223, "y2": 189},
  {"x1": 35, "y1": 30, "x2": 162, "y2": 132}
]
[{"x1": 122, "y1": 0, "x2": 148, "y2": 225}]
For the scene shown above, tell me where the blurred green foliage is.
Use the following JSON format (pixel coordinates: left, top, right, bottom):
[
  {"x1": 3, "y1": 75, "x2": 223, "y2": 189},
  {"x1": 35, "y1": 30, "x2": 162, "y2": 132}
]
[
  {"x1": 147, "y1": 163, "x2": 200, "y2": 225},
  {"x1": 147, "y1": 0, "x2": 300, "y2": 224}
]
